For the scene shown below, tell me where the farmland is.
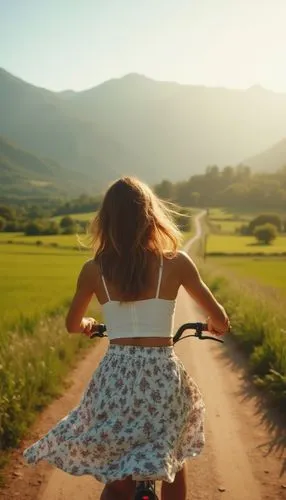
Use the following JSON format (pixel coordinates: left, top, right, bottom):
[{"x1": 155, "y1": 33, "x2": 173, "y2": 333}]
[
  {"x1": 0, "y1": 236, "x2": 99, "y2": 458},
  {"x1": 207, "y1": 256, "x2": 286, "y2": 295},
  {"x1": 205, "y1": 208, "x2": 286, "y2": 291},
  {"x1": 206, "y1": 234, "x2": 286, "y2": 254},
  {"x1": 0, "y1": 244, "x2": 91, "y2": 328},
  {"x1": 52, "y1": 211, "x2": 95, "y2": 222},
  {"x1": 0, "y1": 232, "x2": 90, "y2": 248}
]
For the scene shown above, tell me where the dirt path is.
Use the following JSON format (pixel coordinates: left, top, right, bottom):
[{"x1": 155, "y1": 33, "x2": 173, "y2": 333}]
[{"x1": 1, "y1": 213, "x2": 285, "y2": 499}]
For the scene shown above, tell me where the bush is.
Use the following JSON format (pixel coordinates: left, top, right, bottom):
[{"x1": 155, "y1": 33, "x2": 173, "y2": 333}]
[
  {"x1": 174, "y1": 209, "x2": 192, "y2": 232},
  {"x1": 60, "y1": 215, "x2": 75, "y2": 228},
  {"x1": 25, "y1": 220, "x2": 60, "y2": 236},
  {"x1": 4, "y1": 221, "x2": 23, "y2": 232},
  {"x1": 237, "y1": 224, "x2": 251, "y2": 235},
  {"x1": 248, "y1": 214, "x2": 282, "y2": 234},
  {"x1": 254, "y1": 223, "x2": 277, "y2": 244},
  {"x1": 25, "y1": 221, "x2": 43, "y2": 236},
  {"x1": 0, "y1": 216, "x2": 6, "y2": 231},
  {"x1": 41, "y1": 221, "x2": 60, "y2": 235}
]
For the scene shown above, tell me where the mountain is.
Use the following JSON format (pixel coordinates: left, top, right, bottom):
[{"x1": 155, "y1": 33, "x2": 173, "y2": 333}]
[
  {"x1": 242, "y1": 138, "x2": 286, "y2": 172},
  {"x1": 1, "y1": 68, "x2": 286, "y2": 188},
  {"x1": 0, "y1": 68, "x2": 134, "y2": 187},
  {"x1": 0, "y1": 135, "x2": 92, "y2": 198}
]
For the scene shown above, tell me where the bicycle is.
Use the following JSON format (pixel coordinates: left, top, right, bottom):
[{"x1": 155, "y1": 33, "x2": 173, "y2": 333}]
[{"x1": 90, "y1": 322, "x2": 224, "y2": 500}]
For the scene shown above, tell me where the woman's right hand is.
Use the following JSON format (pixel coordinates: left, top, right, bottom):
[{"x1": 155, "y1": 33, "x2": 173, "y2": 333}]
[{"x1": 207, "y1": 316, "x2": 230, "y2": 337}]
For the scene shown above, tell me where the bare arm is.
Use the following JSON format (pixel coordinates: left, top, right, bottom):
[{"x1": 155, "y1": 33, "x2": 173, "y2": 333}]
[
  {"x1": 65, "y1": 261, "x2": 97, "y2": 335},
  {"x1": 178, "y1": 251, "x2": 230, "y2": 334}
]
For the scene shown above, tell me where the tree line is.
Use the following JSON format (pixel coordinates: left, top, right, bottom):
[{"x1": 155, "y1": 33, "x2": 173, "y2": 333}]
[
  {"x1": 0, "y1": 164, "x2": 285, "y2": 236},
  {"x1": 154, "y1": 164, "x2": 286, "y2": 211}
]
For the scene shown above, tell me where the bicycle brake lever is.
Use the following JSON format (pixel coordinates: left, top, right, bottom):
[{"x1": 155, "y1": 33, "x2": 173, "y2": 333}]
[
  {"x1": 89, "y1": 323, "x2": 107, "y2": 339},
  {"x1": 199, "y1": 335, "x2": 224, "y2": 343}
]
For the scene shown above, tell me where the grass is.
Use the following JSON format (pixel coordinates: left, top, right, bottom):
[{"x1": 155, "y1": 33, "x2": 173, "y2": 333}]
[
  {"x1": 206, "y1": 234, "x2": 286, "y2": 254},
  {"x1": 52, "y1": 211, "x2": 95, "y2": 222},
  {"x1": 0, "y1": 244, "x2": 92, "y2": 329},
  {"x1": 200, "y1": 263, "x2": 286, "y2": 411},
  {"x1": 207, "y1": 256, "x2": 286, "y2": 296},
  {"x1": 0, "y1": 314, "x2": 95, "y2": 457},
  {"x1": 207, "y1": 207, "x2": 286, "y2": 237},
  {"x1": 0, "y1": 232, "x2": 90, "y2": 248},
  {"x1": 209, "y1": 220, "x2": 245, "y2": 234},
  {"x1": 0, "y1": 240, "x2": 100, "y2": 466}
]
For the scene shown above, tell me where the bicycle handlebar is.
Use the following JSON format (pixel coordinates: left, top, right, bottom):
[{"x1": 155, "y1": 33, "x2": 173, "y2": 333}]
[{"x1": 89, "y1": 322, "x2": 224, "y2": 343}]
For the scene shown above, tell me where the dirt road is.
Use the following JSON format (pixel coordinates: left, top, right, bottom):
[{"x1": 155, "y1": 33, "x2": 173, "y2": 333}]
[{"x1": 1, "y1": 213, "x2": 285, "y2": 499}]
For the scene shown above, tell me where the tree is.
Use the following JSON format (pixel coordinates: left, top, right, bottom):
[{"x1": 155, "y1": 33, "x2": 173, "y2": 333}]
[
  {"x1": 254, "y1": 223, "x2": 277, "y2": 245},
  {"x1": 174, "y1": 209, "x2": 192, "y2": 232},
  {"x1": 60, "y1": 215, "x2": 76, "y2": 234},
  {"x1": 42, "y1": 221, "x2": 60, "y2": 235},
  {"x1": 154, "y1": 180, "x2": 174, "y2": 200},
  {"x1": 0, "y1": 205, "x2": 15, "y2": 221},
  {"x1": 190, "y1": 192, "x2": 200, "y2": 207},
  {"x1": 249, "y1": 214, "x2": 282, "y2": 234},
  {"x1": 0, "y1": 216, "x2": 6, "y2": 231},
  {"x1": 25, "y1": 222, "x2": 43, "y2": 236}
]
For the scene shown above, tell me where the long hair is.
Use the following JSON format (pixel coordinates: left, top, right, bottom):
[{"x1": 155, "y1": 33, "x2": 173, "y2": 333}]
[{"x1": 89, "y1": 176, "x2": 182, "y2": 300}]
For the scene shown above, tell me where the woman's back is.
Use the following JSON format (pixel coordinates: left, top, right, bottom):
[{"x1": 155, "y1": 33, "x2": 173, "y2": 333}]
[{"x1": 100, "y1": 253, "x2": 177, "y2": 340}]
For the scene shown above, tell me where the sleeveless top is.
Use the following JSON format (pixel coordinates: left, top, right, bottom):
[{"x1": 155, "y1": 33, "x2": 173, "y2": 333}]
[{"x1": 101, "y1": 254, "x2": 176, "y2": 339}]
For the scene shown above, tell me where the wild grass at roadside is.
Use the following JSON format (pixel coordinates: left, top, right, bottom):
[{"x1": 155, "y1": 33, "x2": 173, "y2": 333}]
[{"x1": 200, "y1": 263, "x2": 286, "y2": 412}]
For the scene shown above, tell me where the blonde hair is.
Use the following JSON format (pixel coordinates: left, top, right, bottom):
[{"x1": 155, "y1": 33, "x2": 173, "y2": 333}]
[{"x1": 89, "y1": 176, "x2": 182, "y2": 300}]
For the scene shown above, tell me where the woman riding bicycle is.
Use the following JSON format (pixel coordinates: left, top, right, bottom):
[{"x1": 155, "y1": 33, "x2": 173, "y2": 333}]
[{"x1": 24, "y1": 176, "x2": 230, "y2": 500}]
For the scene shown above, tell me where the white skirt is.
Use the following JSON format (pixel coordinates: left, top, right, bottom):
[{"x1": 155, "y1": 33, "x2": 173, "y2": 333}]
[{"x1": 23, "y1": 344, "x2": 205, "y2": 483}]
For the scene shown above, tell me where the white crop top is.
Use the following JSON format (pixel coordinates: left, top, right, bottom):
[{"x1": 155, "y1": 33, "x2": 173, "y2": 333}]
[{"x1": 101, "y1": 255, "x2": 176, "y2": 340}]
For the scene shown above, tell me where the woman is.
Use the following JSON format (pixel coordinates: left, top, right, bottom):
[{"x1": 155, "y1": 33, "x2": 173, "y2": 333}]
[{"x1": 24, "y1": 176, "x2": 230, "y2": 500}]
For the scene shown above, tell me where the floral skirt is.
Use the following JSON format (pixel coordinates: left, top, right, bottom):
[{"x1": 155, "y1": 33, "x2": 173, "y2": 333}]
[{"x1": 23, "y1": 344, "x2": 205, "y2": 483}]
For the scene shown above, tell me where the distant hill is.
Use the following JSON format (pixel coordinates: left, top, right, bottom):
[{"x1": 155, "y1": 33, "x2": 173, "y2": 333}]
[
  {"x1": 0, "y1": 136, "x2": 92, "y2": 198},
  {"x1": 242, "y1": 138, "x2": 286, "y2": 172},
  {"x1": 1, "y1": 68, "x2": 286, "y2": 189}
]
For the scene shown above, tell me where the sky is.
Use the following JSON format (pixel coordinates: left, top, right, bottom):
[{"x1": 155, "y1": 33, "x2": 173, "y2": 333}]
[{"x1": 1, "y1": 0, "x2": 286, "y2": 93}]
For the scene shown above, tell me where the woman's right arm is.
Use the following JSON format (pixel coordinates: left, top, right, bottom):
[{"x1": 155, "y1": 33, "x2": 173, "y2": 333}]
[{"x1": 178, "y1": 251, "x2": 230, "y2": 335}]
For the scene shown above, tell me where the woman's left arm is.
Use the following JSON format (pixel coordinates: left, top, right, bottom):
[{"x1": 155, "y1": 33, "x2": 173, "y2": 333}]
[{"x1": 65, "y1": 261, "x2": 97, "y2": 335}]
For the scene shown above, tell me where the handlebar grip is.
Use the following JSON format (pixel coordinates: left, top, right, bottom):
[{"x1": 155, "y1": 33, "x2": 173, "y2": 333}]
[{"x1": 89, "y1": 323, "x2": 107, "y2": 339}]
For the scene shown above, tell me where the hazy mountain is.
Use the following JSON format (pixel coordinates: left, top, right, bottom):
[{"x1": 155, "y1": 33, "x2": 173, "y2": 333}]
[
  {"x1": 1, "y1": 68, "x2": 286, "y2": 189},
  {"x1": 0, "y1": 68, "x2": 135, "y2": 187},
  {"x1": 0, "y1": 135, "x2": 92, "y2": 198},
  {"x1": 242, "y1": 138, "x2": 286, "y2": 172}
]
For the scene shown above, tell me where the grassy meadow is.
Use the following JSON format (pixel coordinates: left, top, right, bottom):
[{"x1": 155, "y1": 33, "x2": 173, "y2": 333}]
[
  {"x1": 0, "y1": 235, "x2": 99, "y2": 466},
  {"x1": 0, "y1": 231, "x2": 91, "y2": 248},
  {"x1": 52, "y1": 211, "x2": 95, "y2": 222},
  {"x1": 207, "y1": 234, "x2": 286, "y2": 254},
  {"x1": 207, "y1": 257, "x2": 286, "y2": 295},
  {"x1": 202, "y1": 208, "x2": 286, "y2": 411},
  {"x1": 0, "y1": 244, "x2": 91, "y2": 328}
]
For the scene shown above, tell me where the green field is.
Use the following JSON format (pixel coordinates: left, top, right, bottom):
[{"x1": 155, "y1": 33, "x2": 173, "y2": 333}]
[
  {"x1": 206, "y1": 234, "x2": 286, "y2": 254},
  {"x1": 0, "y1": 232, "x2": 91, "y2": 248},
  {"x1": 209, "y1": 219, "x2": 244, "y2": 234},
  {"x1": 0, "y1": 244, "x2": 93, "y2": 327},
  {"x1": 208, "y1": 256, "x2": 286, "y2": 295},
  {"x1": 52, "y1": 211, "x2": 95, "y2": 223}
]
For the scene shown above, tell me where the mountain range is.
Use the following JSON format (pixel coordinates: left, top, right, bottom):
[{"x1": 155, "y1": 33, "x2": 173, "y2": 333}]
[
  {"x1": 1, "y1": 67, "x2": 286, "y2": 196},
  {"x1": 0, "y1": 135, "x2": 91, "y2": 199}
]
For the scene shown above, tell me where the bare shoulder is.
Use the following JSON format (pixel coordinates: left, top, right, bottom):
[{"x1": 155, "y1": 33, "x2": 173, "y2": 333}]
[
  {"x1": 164, "y1": 250, "x2": 196, "y2": 268},
  {"x1": 165, "y1": 250, "x2": 200, "y2": 284},
  {"x1": 78, "y1": 258, "x2": 100, "y2": 285},
  {"x1": 164, "y1": 250, "x2": 196, "y2": 277}
]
